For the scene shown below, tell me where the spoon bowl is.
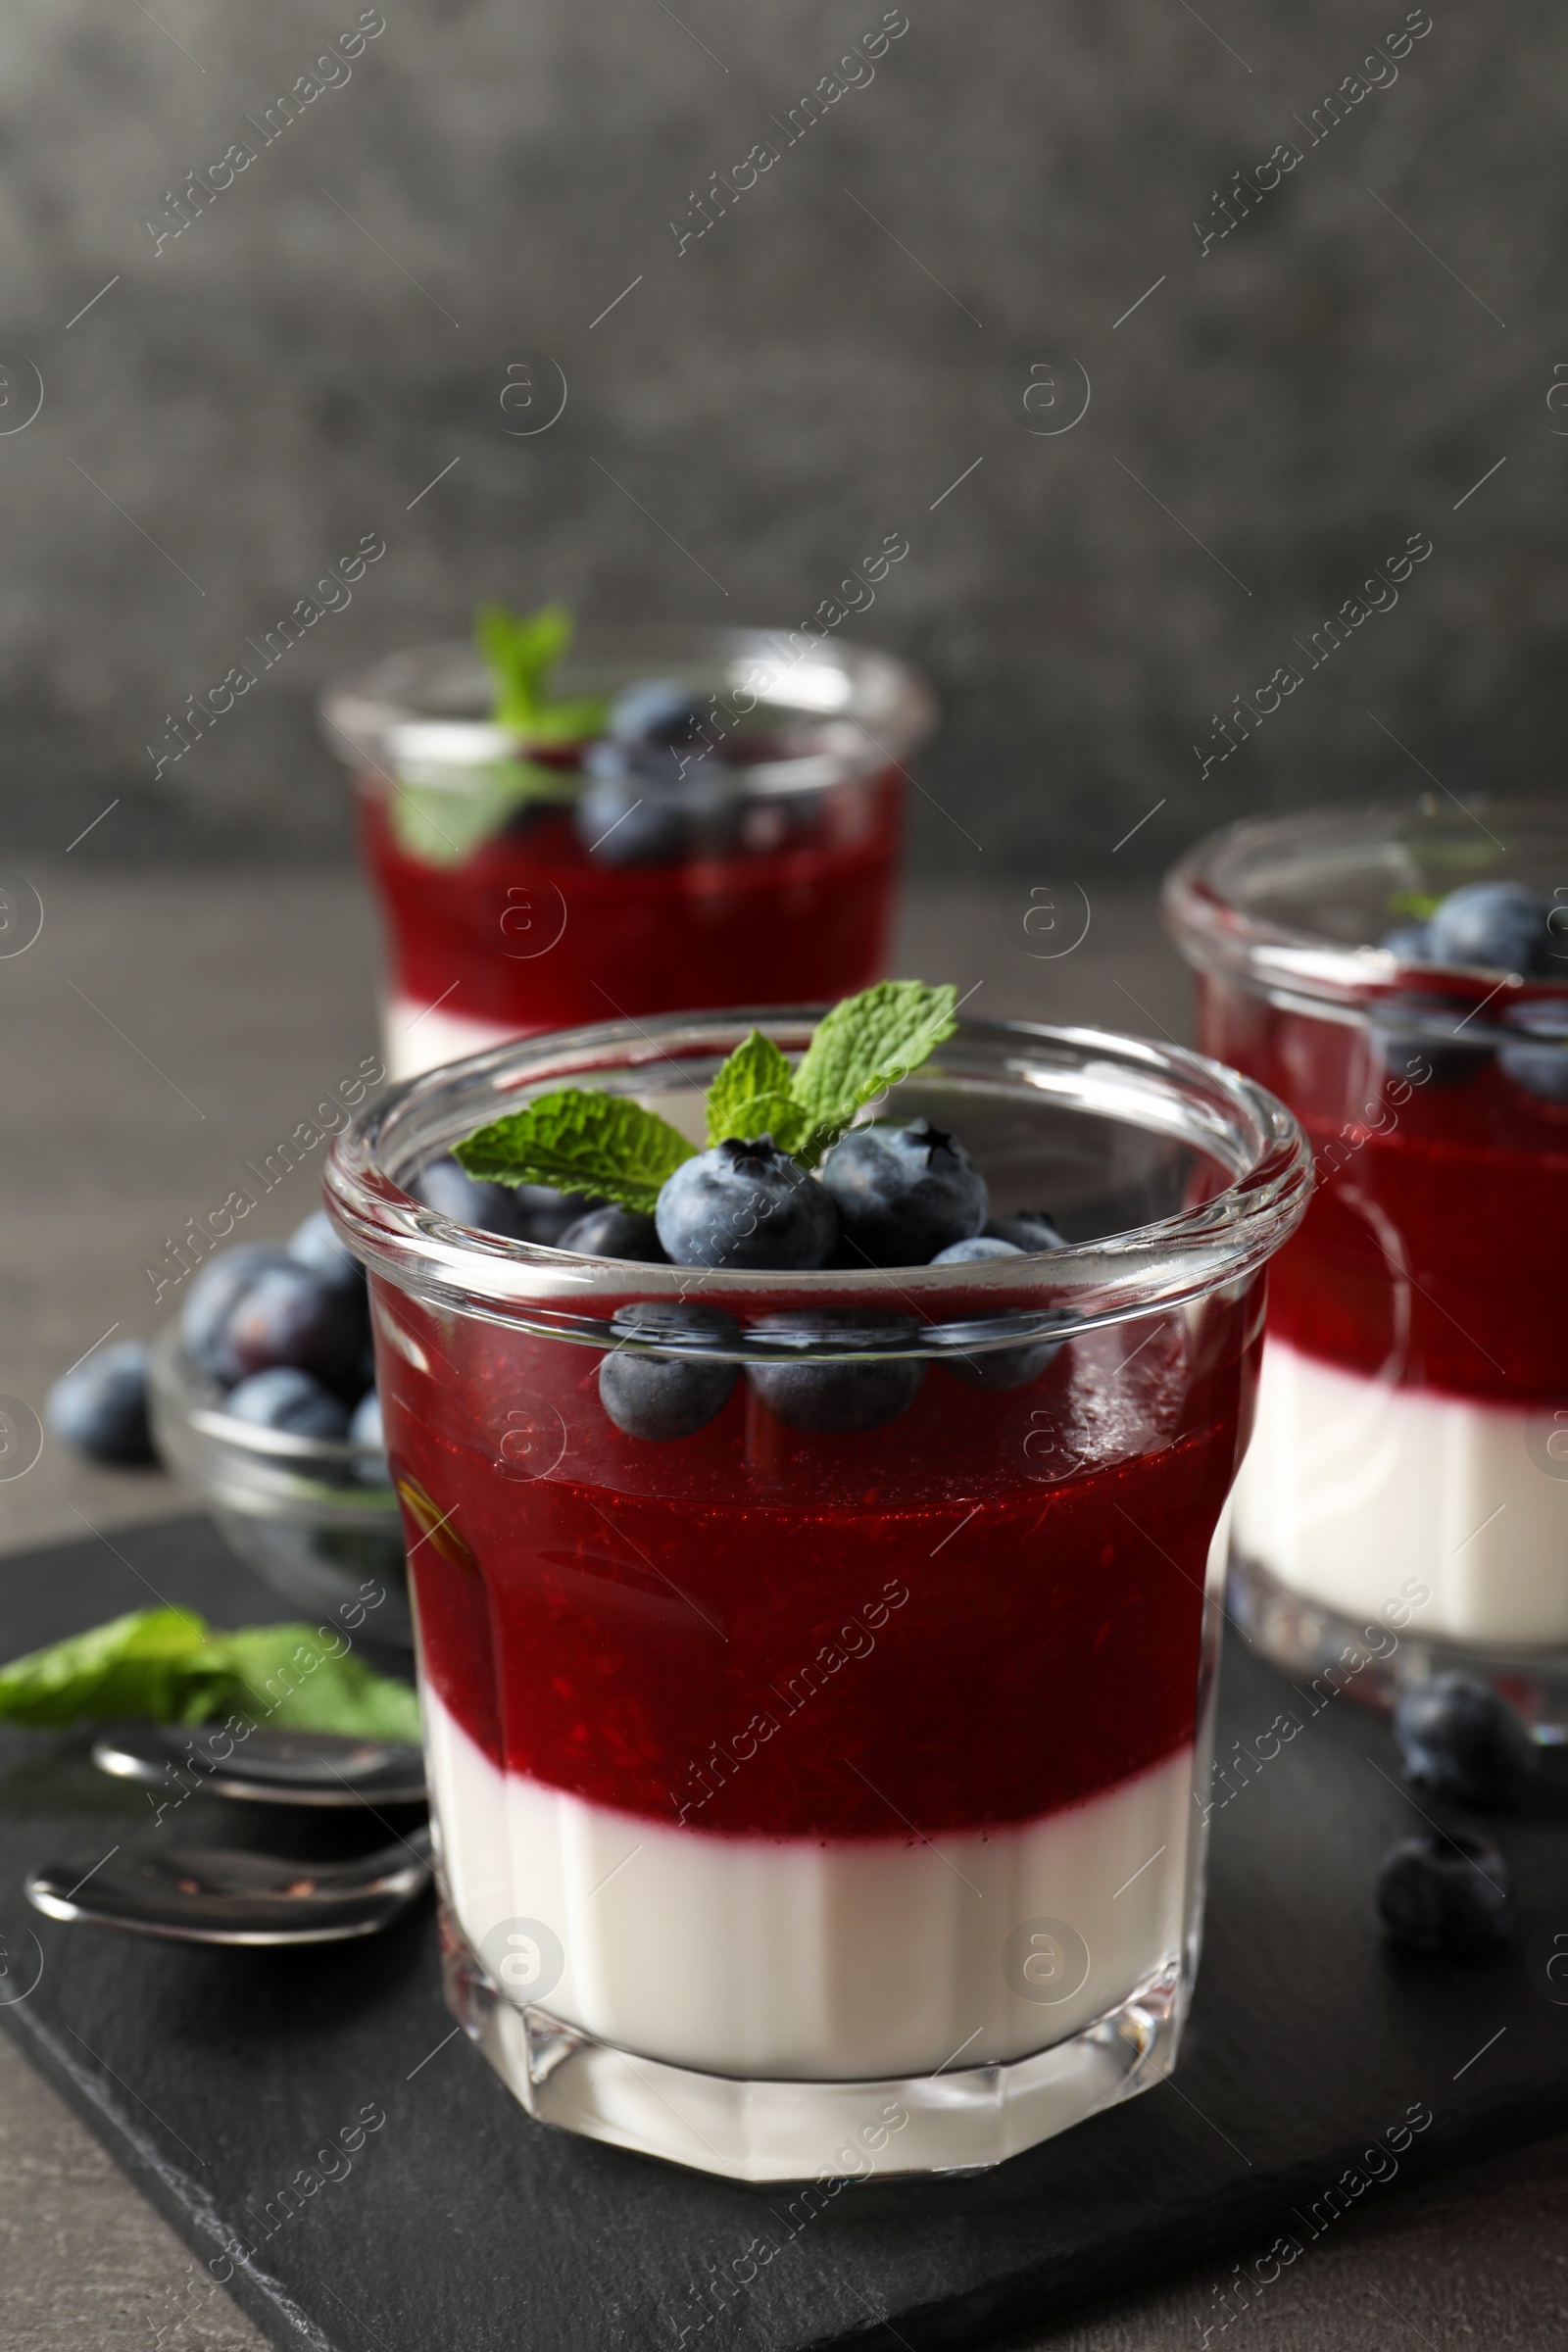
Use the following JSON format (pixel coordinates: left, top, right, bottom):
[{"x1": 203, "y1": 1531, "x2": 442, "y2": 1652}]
[
  {"x1": 26, "y1": 1828, "x2": 433, "y2": 1945},
  {"x1": 91, "y1": 1722, "x2": 427, "y2": 1808}
]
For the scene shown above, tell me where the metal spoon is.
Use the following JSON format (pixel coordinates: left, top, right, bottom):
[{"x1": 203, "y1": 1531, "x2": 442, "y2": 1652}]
[
  {"x1": 91, "y1": 1723, "x2": 427, "y2": 1808},
  {"x1": 26, "y1": 1827, "x2": 433, "y2": 1946}
]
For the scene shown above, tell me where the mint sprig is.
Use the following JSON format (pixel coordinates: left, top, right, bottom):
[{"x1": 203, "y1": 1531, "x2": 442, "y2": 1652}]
[
  {"x1": 453, "y1": 980, "x2": 960, "y2": 1212},
  {"x1": 0, "y1": 1609, "x2": 420, "y2": 1740},
  {"x1": 453, "y1": 1090, "x2": 696, "y2": 1215},
  {"x1": 475, "y1": 603, "x2": 608, "y2": 743}
]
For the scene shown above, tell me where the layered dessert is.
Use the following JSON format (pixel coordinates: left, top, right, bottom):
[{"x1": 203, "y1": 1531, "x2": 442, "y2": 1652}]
[
  {"x1": 1166, "y1": 808, "x2": 1568, "y2": 1669},
  {"x1": 326, "y1": 988, "x2": 1308, "y2": 2177},
  {"x1": 321, "y1": 611, "x2": 934, "y2": 1080}
]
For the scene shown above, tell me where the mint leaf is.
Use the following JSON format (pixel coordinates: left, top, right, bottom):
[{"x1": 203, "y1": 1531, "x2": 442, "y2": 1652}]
[
  {"x1": 475, "y1": 604, "x2": 609, "y2": 742},
  {"x1": 788, "y1": 981, "x2": 959, "y2": 1163},
  {"x1": 0, "y1": 1610, "x2": 419, "y2": 1740},
  {"x1": 388, "y1": 760, "x2": 565, "y2": 868},
  {"x1": 454, "y1": 1089, "x2": 696, "y2": 1214},
  {"x1": 704, "y1": 1030, "x2": 808, "y2": 1152}
]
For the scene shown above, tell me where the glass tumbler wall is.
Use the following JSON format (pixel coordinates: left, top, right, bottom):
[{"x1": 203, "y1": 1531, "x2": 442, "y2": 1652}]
[
  {"x1": 326, "y1": 1013, "x2": 1306, "y2": 2181},
  {"x1": 321, "y1": 629, "x2": 936, "y2": 1081},
  {"x1": 1165, "y1": 804, "x2": 1568, "y2": 1720}
]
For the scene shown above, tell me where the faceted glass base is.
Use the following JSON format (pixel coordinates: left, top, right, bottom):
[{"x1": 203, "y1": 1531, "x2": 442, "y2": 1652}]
[
  {"x1": 438, "y1": 1896, "x2": 1185, "y2": 2183},
  {"x1": 1230, "y1": 1548, "x2": 1568, "y2": 1744}
]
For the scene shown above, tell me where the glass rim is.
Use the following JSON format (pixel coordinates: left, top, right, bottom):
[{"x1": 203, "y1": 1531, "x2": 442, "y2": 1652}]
[
  {"x1": 323, "y1": 1010, "x2": 1310, "y2": 1358},
  {"x1": 318, "y1": 624, "x2": 938, "y2": 806},
  {"x1": 1163, "y1": 799, "x2": 1568, "y2": 1037}
]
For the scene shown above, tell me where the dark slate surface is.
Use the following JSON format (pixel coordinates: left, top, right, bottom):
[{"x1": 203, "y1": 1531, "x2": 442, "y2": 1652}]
[{"x1": 1, "y1": 1516, "x2": 1566, "y2": 2352}]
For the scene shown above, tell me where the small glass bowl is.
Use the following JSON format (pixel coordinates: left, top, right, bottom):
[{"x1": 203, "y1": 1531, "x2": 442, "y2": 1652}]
[{"x1": 147, "y1": 1326, "x2": 412, "y2": 1647}]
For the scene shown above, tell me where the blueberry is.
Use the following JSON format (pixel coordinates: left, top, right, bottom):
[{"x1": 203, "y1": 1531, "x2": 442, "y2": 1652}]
[
  {"x1": 1376, "y1": 1830, "x2": 1513, "y2": 1956},
  {"x1": 573, "y1": 754, "x2": 692, "y2": 866},
  {"x1": 599, "y1": 1303, "x2": 740, "y2": 1441},
  {"x1": 746, "y1": 1311, "x2": 924, "y2": 1433},
  {"x1": 558, "y1": 1204, "x2": 668, "y2": 1262},
  {"x1": 1394, "y1": 1673, "x2": 1537, "y2": 1805},
  {"x1": 47, "y1": 1342, "x2": 157, "y2": 1467},
  {"x1": 928, "y1": 1238, "x2": 1064, "y2": 1391},
  {"x1": 1380, "y1": 921, "x2": 1433, "y2": 963},
  {"x1": 656, "y1": 1138, "x2": 839, "y2": 1270},
  {"x1": 1497, "y1": 1001, "x2": 1568, "y2": 1103},
  {"x1": 413, "y1": 1156, "x2": 591, "y2": 1245},
  {"x1": 288, "y1": 1207, "x2": 365, "y2": 1294},
  {"x1": 210, "y1": 1261, "x2": 368, "y2": 1394},
  {"x1": 349, "y1": 1387, "x2": 391, "y2": 1483},
  {"x1": 985, "y1": 1209, "x2": 1068, "y2": 1252},
  {"x1": 820, "y1": 1118, "x2": 988, "y2": 1267},
  {"x1": 607, "y1": 678, "x2": 710, "y2": 748},
  {"x1": 179, "y1": 1244, "x2": 295, "y2": 1376},
  {"x1": 224, "y1": 1366, "x2": 352, "y2": 1443},
  {"x1": 1428, "y1": 880, "x2": 1552, "y2": 976}
]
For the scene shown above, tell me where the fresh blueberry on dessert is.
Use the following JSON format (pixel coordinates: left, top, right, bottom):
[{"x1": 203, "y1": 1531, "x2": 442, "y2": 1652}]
[
  {"x1": 1497, "y1": 1000, "x2": 1568, "y2": 1103},
  {"x1": 656, "y1": 1139, "x2": 839, "y2": 1270},
  {"x1": 820, "y1": 1117, "x2": 987, "y2": 1267},
  {"x1": 1426, "y1": 879, "x2": 1553, "y2": 975},
  {"x1": 605, "y1": 678, "x2": 710, "y2": 749},
  {"x1": 599, "y1": 1303, "x2": 741, "y2": 1441},
  {"x1": 209, "y1": 1259, "x2": 368, "y2": 1395},
  {"x1": 47, "y1": 1342, "x2": 157, "y2": 1467},
  {"x1": 1393, "y1": 1674, "x2": 1536, "y2": 1805},
  {"x1": 929, "y1": 1238, "x2": 1064, "y2": 1390},
  {"x1": 414, "y1": 1155, "x2": 592, "y2": 1244},
  {"x1": 746, "y1": 1310, "x2": 924, "y2": 1433},
  {"x1": 557, "y1": 1204, "x2": 668, "y2": 1262},
  {"x1": 1375, "y1": 1829, "x2": 1513, "y2": 1955},
  {"x1": 986, "y1": 1208, "x2": 1068, "y2": 1251},
  {"x1": 573, "y1": 746, "x2": 694, "y2": 866},
  {"x1": 224, "y1": 1365, "x2": 353, "y2": 1442},
  {"x1": 931, "y1": 1235, "x2": 1023, "y2": 1266},
  {"x1": 180, "y1": 1244, "x2": 296, "y2": 1376}
]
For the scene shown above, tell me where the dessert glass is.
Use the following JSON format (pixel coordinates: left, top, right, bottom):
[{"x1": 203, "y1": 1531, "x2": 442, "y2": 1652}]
[
  {"x1": 1165, "y1": 803, "x2": 1568, "y2": 1729},
  {"x1": 321, "y1": 628, "x2": 936, "y2": 1082},
  {"x1": 324, "y1": 1011, "x2": 1307, "y2": 2181}
]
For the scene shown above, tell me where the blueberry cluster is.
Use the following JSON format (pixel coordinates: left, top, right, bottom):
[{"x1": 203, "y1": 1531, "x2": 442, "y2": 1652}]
[
  {"x1": 1374, "y1": 1674, "x2": 1536, "y2": 1958},
  {"x1": 415, "y1": 1155, "x2": 667, "y2": 1263},
  {"x1": 1381, "y1": 881, "x2": 1568, "y2": 1102},
  {"x1": 598, "y1": 1117, "x2": 1067, "y2": 1442}
]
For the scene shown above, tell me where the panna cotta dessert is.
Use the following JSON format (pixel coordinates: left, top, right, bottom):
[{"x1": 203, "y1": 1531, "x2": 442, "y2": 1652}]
[
  {"x1": 326, "y1": 988, "x2": 1308, "y2": 2180},
  {"x1": 1166, "y1": 805, "x2": 1568, "y2": 1709},
  {"x1": 321, "y1": 611, "x2": 935, "y2": 1081}
]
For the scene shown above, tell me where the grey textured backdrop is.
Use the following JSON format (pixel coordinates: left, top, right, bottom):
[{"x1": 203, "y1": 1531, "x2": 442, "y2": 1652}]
[{"x1": 0, "y1": 0, "x2": 1558, "y2": 876}]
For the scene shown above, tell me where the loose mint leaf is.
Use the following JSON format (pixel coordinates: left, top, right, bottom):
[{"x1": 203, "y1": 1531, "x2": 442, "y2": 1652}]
[
  {"x1": 474, "y1": 604, "x2": 609, "y2": 742},
  {"x1": 704, "y1": 1030, "x2": 808, "y2": 1152},
  {"x1": 388, "y1": 760, "x2": 566, "y2": 868},
  {"x1": 789, "y1": 980, "x2": 959, "y2": 1164},
  {"x1": 0, "y1": 1610, "x2": 420, "y2": 1740},
  {"x1": 454, "y1": 1089, "x2": 696, "y2": 1215}
]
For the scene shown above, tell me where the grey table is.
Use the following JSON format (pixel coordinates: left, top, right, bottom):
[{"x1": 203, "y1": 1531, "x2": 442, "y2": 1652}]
[{"x1": 2, "y1": 867, "x2": 1564, "y2": 2350}]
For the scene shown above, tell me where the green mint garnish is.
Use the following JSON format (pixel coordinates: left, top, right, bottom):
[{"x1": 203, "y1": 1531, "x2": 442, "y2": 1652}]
[
  {"x1": 0, "y1": 1609, "x2": 420, "y2": 1740},
  {"x1": 389, "y1": 759, "x2": 564, "y2": 867},
  {"x1": 453, "y1": 1089, "x2": 697, "y2": 1215},
  {"x1": 475, "y1": 603, "x2": 608, "y2": 743},
  {"x1": 1387, "y1": 888, "x2": 1443, "y2": 920},
  {"x1": 454, "y1": 980, "x2": 960, "y2": 1210}
]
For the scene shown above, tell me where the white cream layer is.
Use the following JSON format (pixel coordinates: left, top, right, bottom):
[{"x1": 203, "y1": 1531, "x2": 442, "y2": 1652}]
[
  {"x1": 424, "y1": 1690, "x2": 1194, "y2": 2082},
  {"x1": 1234, "y1": 1338, "x2": 1568, "y2": 1644},
  {"x1": 385, "y1": 996, "x2": 521, "y2": 1082}
]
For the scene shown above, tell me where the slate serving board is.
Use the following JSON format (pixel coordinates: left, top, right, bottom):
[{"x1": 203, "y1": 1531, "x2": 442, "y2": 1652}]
[{"x1": 2, "y1": 1514, "x2": 1567, "y2": 2352}]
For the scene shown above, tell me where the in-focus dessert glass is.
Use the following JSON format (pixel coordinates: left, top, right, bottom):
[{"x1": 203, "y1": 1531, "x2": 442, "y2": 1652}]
[
  {"x1": 1165, "y1": 803, "x2": 1568, "y2": 1728},
  {"x1": 324, "y1": 1011, "x2": 1307, "y2": 2181},
  {"x1": 321, "y1": 629, "x2": 936, "y2": 1082}
]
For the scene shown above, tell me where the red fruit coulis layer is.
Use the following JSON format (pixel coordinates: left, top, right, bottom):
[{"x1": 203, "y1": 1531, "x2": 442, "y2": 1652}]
[
  {"x1": 1198, "y1": 975, "x2": 1568, "y2": 1404},
  {"x1": 378, "y1": 1290, "x2": 1258, "y2": 1840},
  {"x1": 359, "y1": 770, "x2": 903, "y2": 1035}
]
